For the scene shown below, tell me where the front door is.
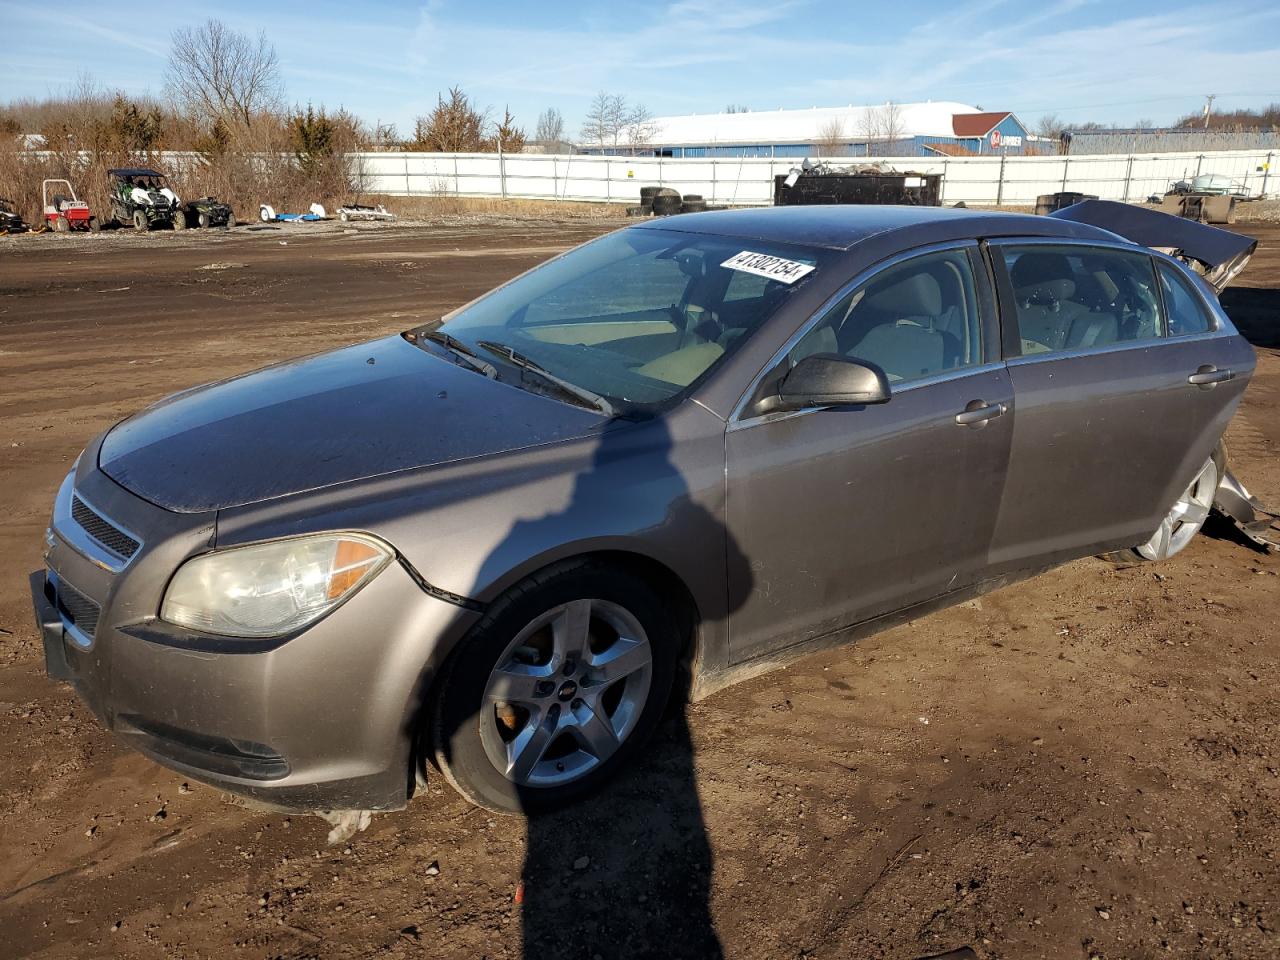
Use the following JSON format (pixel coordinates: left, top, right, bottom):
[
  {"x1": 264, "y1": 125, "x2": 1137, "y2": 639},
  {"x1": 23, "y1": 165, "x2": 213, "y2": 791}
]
[{"x1": 724, "y1": 245, "x2": 1014, "y2": 664}]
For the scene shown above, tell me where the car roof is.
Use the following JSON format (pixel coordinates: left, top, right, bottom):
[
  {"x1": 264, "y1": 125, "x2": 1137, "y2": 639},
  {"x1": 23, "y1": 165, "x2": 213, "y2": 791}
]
[{"x1": 633, "y1": 204, "x2": 1122, "y2": 252}]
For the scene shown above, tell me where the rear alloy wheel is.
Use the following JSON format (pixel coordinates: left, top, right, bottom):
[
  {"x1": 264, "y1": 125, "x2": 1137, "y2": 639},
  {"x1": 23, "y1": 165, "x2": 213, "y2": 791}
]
[
  {"x1": 1130, "y1": 457, "x2": 1218, "y2": 562},
  {"x1": 431, "y1": 562, "x2": 678, "y2": 813}
]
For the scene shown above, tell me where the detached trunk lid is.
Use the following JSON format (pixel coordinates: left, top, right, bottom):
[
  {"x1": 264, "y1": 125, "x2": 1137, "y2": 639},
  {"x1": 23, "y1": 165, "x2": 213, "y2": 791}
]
[{"x1": 1049, "y1": 199, "x2": 1257, "y2": 292}]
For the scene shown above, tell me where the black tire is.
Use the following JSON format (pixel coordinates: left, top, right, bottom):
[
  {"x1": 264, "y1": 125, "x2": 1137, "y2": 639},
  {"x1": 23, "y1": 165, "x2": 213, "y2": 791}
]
[
  {"x1": 173, "y1": 209, "x2": 187, "y2": 230},
  {"x1": 681, "y1": 193, "x2": 703, "y2": 202},
  {"x1": 88, "y1": 217, "x2": 100, "y2": 233},
  {"x1": 639, "y1": 186, "x2": 661, "y2": 202},
  {"x1": 198, "y1": 211, "x2": 210, "y2": 228},
  {"x1": 651, "y1": 194, "x2": 683, "y2": 216},
  {"x1": 1104, "y1": 442, "x2": 1226, "y2": 565},
  {"x1": 656, "y1": 186, "x2": 680, "y2": 198},
  {"x1": 430, "y1": 559, "x2": 680, "y2": 814},
  {"x1": 681, "y1": 200, "x2": 708, "y2": 213},
  {"x1": 133, "y1": 209, "x2": 149, "y2": 232},
  {"x1": 54, "y1": 217, "x2": 70, "y2": 233}
]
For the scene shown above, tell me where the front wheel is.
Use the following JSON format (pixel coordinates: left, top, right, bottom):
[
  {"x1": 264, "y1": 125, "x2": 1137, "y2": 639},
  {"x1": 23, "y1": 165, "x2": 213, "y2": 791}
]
[
  {"x1": 133, "y1": 209, "x2": 149, "y2": 232},
  {"x1": 173, "y1": 209, "x2": 187, "y2": 230},
  {"x1": 430, "y1": 561, "x2": 679, "y2": 814}
]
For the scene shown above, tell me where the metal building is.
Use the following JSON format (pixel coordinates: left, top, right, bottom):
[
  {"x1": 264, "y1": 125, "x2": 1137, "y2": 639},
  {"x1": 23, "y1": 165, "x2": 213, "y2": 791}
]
[{"x1": 581, "y1": 102, "x2": 1035, "y2": 158}]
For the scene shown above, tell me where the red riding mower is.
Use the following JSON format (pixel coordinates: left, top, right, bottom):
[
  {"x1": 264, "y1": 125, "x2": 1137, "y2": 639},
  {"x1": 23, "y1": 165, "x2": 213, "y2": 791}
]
[{"x1": 42, "y1": 179, "x2": 99, "y2": 233}]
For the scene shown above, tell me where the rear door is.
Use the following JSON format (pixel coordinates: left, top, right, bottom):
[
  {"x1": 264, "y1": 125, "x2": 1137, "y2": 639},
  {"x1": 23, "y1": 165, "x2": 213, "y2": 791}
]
[
  {"x1": 986, "y1": 240, "x2": 1251, "y2": 572},
  {"x1": 724, "y1": 243, "x2": 1014, "y2": 663}
]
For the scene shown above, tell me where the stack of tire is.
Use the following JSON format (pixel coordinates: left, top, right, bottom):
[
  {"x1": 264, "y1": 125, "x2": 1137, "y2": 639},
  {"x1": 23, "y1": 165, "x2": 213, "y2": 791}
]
[{"x1": 626, "y1": 187, "x2": 709, "y2": 217}]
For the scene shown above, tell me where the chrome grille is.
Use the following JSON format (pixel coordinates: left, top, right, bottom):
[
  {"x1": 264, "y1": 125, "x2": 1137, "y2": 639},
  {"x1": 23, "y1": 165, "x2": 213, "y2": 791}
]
[
  {"x1": 71, "y1": 496, "x2": 140, "y2": 560},
  {"x1": 54, "y1": 576, "x2": 100, "y2": 639}
]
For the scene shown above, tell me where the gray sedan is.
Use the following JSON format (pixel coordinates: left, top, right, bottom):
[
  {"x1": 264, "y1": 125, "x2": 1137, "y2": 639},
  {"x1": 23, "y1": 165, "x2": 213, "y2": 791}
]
[{"x1": 32, "y1": 202, "x2": 1268, "y2": 814}]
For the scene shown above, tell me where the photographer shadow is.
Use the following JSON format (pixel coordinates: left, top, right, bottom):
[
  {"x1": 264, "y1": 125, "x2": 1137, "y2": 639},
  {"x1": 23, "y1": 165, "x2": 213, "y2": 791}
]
[{"x1": 465, "y1": 416, "x2": 752, "y2": 959}]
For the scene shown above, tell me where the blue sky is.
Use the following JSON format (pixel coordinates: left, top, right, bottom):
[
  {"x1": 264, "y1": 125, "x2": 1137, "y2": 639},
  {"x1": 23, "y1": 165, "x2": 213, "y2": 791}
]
[{"x1": 2, "y1": 0, "x2": 1278, "y2": 136}]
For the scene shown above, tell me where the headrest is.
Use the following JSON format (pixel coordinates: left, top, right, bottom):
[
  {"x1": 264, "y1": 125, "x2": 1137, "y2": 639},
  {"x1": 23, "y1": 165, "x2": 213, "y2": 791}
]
[
  {"x1": 1018, "y1": 277, "x2": 1076, "y2": 302},
  {"x1": 867, "y1": 272, "x2": 942, "y2": 318},
  {"x1": 1010, "y1": 252, "x2": 1074, "y2": 287},
  {"x1": 1010, "y1": 252, "x2": 1078, "y2": 303}
]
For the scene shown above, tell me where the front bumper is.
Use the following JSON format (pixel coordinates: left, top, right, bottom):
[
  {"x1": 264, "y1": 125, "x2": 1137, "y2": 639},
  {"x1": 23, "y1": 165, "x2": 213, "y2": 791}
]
[{"x1": 36, "y1": 460, "x2": 482, "y2": 811}]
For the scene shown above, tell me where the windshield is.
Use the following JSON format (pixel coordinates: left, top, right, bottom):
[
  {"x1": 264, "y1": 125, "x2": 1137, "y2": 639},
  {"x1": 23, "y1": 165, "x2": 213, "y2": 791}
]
[{"x1": 423, "y1": 228, "x2": 825, "y2": 414}]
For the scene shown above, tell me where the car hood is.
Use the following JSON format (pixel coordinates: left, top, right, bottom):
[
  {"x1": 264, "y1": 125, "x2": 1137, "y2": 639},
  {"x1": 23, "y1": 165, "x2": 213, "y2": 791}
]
[{"x1": 99, "y1": 335, "x2": 608, "y2": 513}]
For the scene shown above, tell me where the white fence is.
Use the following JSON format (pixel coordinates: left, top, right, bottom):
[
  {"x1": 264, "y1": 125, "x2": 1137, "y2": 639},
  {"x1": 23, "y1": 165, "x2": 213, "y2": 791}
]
[{"x1": 354, "y1": 148, "x2": 1277, "y2": 207}]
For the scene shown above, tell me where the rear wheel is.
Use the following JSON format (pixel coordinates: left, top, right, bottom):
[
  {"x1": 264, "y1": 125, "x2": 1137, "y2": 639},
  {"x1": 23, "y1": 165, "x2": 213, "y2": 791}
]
[
  {"x1": 88, "y1": 217, "x2": 100, "y2": 233},
  {"x1": 54, "y1": 217, "x2": 70, "y2": 233},
  {"x1": 430, "y1": 561, "x2": 679, "y2": 814},
  {"x1": 173, "y1": 209, "x2": 187, "y2": 230},
  {"x1": 198, "y1": 211, "x2": 210, "y2": 228},
  {"x1": 1109, "y1": 454, "x2": 1220, "y2": 564}
]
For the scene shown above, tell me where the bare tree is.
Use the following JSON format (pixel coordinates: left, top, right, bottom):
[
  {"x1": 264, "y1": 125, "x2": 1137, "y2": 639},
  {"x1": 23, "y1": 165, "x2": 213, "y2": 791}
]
[
  {"x1": 855, "y1": 103, "x2": 906, "y2": 156},
  {"x1": 580, "y1": 92, "x2": 616, "y2": 149},
  {"x1": 165, "y1": 20, "x2": 283, "y2": 131},
  {"x1": 623, "y1": 102, "x2": 656, "y2": 154},
  {"x1": 816, "y1": 118, "x2": 847, "y2": 157},
  {"x1": 581, "y1": 92, "x2": 654, "y2": 152},
  {"x1": 724, "y1": 104, "x2": 750, "y2": 114},
  {"x1": 1035, "y1": 113, "x2": 1065, "y2": 139},
  {"x1": 879, "y1": 102, "x2": 904, "y2": 150},
  {"x1": 534, "y1": 107, "x2": 565, "y2": 148},
  {"x1": 857, "y1": 108, "x2": 880, "y2": 156}
]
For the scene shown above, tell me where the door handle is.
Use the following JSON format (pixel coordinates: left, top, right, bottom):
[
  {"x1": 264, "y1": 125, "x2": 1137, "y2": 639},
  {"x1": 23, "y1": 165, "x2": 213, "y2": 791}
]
[
  {"x1": 1188, "y1": 365, "x2": 1234, "y2": 388},
  {"x1": 955, "y1": 400, "x2": 1007, "y2": 427}
]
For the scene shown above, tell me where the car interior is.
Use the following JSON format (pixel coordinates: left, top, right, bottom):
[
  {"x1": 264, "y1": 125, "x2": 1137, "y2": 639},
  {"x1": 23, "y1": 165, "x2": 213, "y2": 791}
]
[
  {"x1": 1003, "y1": 247, "x2": 1162, "y2": 354},
  {"x1": 788, "y1": 249, "x2": 982, "y2": 382}
]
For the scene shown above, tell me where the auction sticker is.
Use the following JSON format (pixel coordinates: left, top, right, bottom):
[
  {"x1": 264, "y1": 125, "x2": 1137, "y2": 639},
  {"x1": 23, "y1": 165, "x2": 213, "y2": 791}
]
[{"x1": 721, "y1": 250, "x2": 816, "y2": 284}]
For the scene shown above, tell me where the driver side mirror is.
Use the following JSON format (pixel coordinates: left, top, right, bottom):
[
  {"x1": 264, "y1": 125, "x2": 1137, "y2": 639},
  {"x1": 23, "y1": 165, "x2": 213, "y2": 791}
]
[{"x1": 773, "y1": 354, "x2": 891, "y2": 412}]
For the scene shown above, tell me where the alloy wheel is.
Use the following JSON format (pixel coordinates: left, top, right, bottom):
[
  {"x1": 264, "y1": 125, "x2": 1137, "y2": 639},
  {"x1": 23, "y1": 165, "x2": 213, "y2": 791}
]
[
  {"x1": 479, "y1": 599, "x2": 652, "y2": 788},
  {"x1": 1136, "y1": 457, "x2": 1217, "y2": 561}
]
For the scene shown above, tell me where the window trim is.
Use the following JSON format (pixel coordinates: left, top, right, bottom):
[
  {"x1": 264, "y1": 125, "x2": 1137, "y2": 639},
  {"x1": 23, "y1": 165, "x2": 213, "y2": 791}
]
[
  {"x1": 988, "y1": 236, "x2": 1174, "y2": 361},
  {"x1": 729, "y1": 239, "x2": 991, "y2": 425}
]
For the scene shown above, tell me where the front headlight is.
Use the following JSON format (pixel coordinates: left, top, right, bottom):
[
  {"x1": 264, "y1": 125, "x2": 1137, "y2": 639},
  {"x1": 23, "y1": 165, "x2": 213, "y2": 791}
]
[{"x1": 161, "y1": 533, "x2": 393, "y2": 638}]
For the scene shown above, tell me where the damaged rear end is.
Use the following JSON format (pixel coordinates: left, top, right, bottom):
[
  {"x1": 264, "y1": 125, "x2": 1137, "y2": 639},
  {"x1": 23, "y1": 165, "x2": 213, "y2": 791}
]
[{"x1": 1051, "y1": 200, "x2": 1277, "y2": 550}]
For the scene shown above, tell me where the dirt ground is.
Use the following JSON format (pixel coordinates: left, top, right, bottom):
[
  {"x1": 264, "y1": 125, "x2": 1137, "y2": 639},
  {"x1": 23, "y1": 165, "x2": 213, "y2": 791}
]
[{"x1": 1, "y1": 214, "x2": 1277, "y2": 960}]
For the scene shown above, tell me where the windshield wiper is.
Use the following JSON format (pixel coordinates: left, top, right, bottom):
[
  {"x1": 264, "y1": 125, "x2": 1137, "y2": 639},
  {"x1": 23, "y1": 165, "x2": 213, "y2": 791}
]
[
  {"x1": 476, "y1": 340, "x2": 614, "y2": 416},
  {"x1": 422, "y1": 330, "x2": 497, "y2": 379}
]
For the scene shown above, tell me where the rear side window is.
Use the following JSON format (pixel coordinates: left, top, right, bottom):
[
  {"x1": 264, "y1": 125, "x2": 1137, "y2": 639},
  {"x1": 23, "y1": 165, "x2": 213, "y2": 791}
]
[
  {"x1": 787, "y1": 248, "x2": 984, "y2": 383},
  {"x1": 1000, "y1": 245, "x2": 1162, "y2": 356},
  {"x1": 1157, "y1": 261, "x2": 1214, "y2": 336}
]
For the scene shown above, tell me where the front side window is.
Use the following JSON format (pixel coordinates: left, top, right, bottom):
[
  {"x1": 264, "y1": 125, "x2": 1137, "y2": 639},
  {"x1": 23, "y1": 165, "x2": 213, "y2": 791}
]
[
  {"x1": 433, "y1": 229, "x2": 824, "y2": 412},
  {"x1": 787, "y1": 248, "x2": 984, "y2": 383},
  {"x1": 1001, "y1": 245, "x2": 1162, "y2": 356},
  {"x1": 1157, "y1": 261, "x2": 1214, "y2": 336}
]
